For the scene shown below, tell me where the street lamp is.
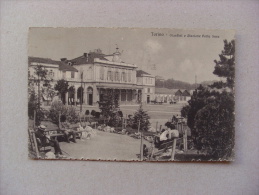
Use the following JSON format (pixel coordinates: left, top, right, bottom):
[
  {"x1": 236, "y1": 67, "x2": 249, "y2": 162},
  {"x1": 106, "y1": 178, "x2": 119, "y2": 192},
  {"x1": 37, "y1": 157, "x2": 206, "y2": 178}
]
[{"x1": 80, "y1": 72, "x2": 83, "y2": 113}]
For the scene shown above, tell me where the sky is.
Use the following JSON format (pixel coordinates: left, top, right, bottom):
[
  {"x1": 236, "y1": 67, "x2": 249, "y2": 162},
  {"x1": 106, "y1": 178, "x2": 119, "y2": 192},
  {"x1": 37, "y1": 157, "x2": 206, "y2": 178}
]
[{"x1": 28, "y1": 28, "x2": 235, "y2": 83}]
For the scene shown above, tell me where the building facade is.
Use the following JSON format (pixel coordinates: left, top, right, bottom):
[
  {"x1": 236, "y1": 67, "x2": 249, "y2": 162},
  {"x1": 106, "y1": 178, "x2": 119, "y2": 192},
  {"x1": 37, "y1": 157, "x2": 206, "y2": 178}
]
[{"x1": 28, "y1": 49, "x2": 156, "y2": 106}]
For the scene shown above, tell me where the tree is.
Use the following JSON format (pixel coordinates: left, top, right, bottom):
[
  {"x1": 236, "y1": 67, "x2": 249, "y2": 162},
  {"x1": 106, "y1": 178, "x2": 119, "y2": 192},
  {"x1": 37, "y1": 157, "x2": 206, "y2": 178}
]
[
  {"x1": 28, "y1": 65, "x2": 52, "y2": 125},
  {"x1": 181, "y1": 105, "x2": 190, "y2": 118},
  {"x1": 212, "y1": 39, "x2": 235, "y2": 90},
  {"x1": 54, "y1": 79, "x2": 69, "y2": 104},
  {"x1": 132, "y1": 104, "x2": 150, "y2": 131},
  {"x1": 181, "y1": 40, "x2": 235, "y2": 160},
  {"x1": 98, "y1": 89, "x2": 121, "y2": 127}
]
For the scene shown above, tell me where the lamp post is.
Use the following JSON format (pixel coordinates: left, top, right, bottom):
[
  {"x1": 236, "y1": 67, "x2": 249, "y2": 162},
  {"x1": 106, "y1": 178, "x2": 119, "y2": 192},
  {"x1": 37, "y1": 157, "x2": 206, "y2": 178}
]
[{"x1": 80, "y1": 72, "x2": 83, "y2": 113}]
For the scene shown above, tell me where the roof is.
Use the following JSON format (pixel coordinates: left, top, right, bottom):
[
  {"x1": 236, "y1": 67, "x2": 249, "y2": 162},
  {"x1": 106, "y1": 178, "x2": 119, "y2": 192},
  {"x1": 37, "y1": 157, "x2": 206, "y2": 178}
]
[
  {"x1": 155, "y1": 88, "x2": 192, "y2": 96},
  {"x1": 28, "y1": 57, "x2": 78, "y2": 72},
  {"x1": 70, "y1": 52, "x2": 107, "y2": 65},
  {"x1": 59, "y1": 63, "x2": 78, "y2": 72},
  {"x1": 182, "y1": 90, "x2": 191, "y2": 96},
  {"x1": 136, "y1": 70, "x2": 151, "y2": 77},
  {"x1": 175, "y1": 89, "x2": 183, "y2": 96}
]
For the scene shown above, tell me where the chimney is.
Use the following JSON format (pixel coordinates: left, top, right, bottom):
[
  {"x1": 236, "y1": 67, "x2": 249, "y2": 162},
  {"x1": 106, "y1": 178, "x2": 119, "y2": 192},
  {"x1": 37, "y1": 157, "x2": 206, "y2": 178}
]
[
  {"x1": 83, "y1": 53, "x2": 88, "y2": 58},
  {"x1": 60, "y1": 58, "x2": 67, "y2": 62}
]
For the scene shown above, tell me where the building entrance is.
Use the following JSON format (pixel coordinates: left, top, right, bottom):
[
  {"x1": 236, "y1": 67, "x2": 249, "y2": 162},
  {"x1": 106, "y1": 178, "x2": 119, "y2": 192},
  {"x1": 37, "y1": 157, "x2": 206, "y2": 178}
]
[{"x1": 147, "y1": 95, "x2": 150, "y2": 104}]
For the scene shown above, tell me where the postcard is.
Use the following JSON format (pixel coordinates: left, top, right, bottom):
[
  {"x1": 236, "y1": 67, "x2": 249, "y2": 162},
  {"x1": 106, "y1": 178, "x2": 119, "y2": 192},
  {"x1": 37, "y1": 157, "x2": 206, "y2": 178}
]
[{"x1": 28, "y1": 27, "x2": 235, "y2": 161}]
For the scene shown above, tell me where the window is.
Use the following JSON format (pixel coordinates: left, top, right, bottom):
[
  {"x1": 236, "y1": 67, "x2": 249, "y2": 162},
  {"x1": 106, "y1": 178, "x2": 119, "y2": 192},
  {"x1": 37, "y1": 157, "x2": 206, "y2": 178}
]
[
  {"x1": 100, "y1": 67, "x2": 104, "y2": 80},
  {"x1": 121, "y1": 72, "x2": 126, "y2": 82},
  {"x1": 148, "y1": 88, "x2": 150, "y2": 93},
  {"x1": 128, "y1": 72, "x2": 131, "y2": 82},
  {"x1": 80, "y1": 72, "x2": 83, "y2": 80},
  {"x1": 71, "y1": 71, "x2": 75, "y2": 78},
  {"x1": 62, "y1": 71, "x2": 66, "y2": 79},
  {"x1": 115, "y1": 71, "x2": 119, "y2": 81},
  {"x1": 111, "y1": 71, "x2": 114, "y2": 81},
  {"x1": 107, "y1": 71, "x2": 111, "y2": 81}
]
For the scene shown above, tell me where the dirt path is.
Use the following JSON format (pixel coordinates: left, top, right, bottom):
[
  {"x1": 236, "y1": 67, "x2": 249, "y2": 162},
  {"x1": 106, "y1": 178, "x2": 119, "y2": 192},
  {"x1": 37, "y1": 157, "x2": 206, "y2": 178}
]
[{"x1": 59, "y1": 131, "x2": 149, "y2": 161}]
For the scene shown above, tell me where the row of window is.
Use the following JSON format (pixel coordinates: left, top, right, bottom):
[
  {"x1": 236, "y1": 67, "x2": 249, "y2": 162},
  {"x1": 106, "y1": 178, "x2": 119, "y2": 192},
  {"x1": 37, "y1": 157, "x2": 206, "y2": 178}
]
[
  {"x1": 145, "y1": 77, "x2": 153, "y2": 84},
  {"x1": 100, "y1": 69, "x2": 132, "y2": 82}
]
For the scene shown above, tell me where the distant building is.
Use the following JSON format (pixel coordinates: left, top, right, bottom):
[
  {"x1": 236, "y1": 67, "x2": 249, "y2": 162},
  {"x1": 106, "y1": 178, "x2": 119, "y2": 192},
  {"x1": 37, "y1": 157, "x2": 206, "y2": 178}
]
[
  {"x1": 28, "y1": 48, "x2": 155, "y2": 105},
  {"x1": 154, "y1": 88, "x2": 192, "y2": 103},
  {"x1": 136, "y1": 70, "x2": 155, "y2": 104},
  {"x1": 28, "y1": 57, "x2": 78, "y2": 105}
]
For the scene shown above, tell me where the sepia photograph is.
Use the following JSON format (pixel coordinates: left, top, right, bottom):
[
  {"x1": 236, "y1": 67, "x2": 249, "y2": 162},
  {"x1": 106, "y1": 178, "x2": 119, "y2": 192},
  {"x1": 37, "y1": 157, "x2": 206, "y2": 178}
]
[{"x1": 28, "y1": 27, "x2": 235, "y2": 161}]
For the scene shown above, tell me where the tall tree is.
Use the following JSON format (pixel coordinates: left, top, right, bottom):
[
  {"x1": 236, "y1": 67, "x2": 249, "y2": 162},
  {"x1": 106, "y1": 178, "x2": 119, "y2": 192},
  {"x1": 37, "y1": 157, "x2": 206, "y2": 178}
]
[
  {"x1": 211, "y1": 40, "x2": 235, "y2": 90},
  {"x1": 181, "y1": 40, "x2": 235, "y2": 160},
  {"x1": 28, "y1": 65, "x2": 51, "y2": 125}
]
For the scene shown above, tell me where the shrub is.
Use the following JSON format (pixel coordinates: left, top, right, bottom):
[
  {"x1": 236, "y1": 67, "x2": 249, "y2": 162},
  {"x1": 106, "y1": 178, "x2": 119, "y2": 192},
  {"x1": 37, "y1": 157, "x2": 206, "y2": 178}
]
[
  {"x1": 49, "y1": 100, "x2": 67, "y2": 124},
  {"x1": 91, "y1": 110, "x2": 96, "y2": 116},
  {"x1": 94, "y1": 112, "x2": 101, "y2": 118},
  {"x1": 85, "y1": 110, "x2": 90, "y2": 115},
  {"x1": 132, "y1": 104, "x2": 150, "y2": 131},
  {"x1": 66, "y1": 106, "x2": 79, "y2": 123},
  {"x1": 49, "y1": 100, "x2": 78, "y2": 124}
]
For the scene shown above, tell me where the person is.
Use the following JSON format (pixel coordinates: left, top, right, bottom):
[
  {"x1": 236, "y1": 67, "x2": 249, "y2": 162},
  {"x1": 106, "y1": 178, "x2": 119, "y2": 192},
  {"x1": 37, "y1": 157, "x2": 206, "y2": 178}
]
[
  {"x1": 59, "y1": 115, "x2": 77, "y2": 143},
  {"x1": 143, "y1": 144, "x2": 149, "y2": 157},
  {"x1": 35, "y1": 125, "x2": 64, "y2": 157},
  {"x1": 159, "y1": 128, "x2": 169, "y2": 142}
]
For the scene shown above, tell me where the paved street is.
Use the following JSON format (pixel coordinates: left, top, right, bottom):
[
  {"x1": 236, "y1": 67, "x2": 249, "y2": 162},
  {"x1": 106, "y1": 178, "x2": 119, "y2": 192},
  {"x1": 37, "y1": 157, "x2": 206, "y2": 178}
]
[{"x1": 59, "y1": 131, "x2": 149, "y2": 161}]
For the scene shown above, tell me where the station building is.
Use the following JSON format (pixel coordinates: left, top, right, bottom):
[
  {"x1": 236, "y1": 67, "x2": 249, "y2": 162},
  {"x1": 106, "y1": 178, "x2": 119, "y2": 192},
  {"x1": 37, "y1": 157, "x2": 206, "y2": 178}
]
[{"x1": 28, "y1": 48, "x2": 155, "y2": 106}]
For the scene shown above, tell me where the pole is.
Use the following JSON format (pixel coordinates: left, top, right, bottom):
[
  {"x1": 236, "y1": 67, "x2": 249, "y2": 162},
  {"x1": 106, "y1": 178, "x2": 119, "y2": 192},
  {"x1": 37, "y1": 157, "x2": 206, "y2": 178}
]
[
  {"x1": 140, "y1": 132, "x2": 143, "y2": 161},
  {"x1": 170, "y1": 138, "x2": 177, "y2": 161},
  {"x1": 184, "y1": 125, "x2": 188, "y2": 152},
  {"x1": 32, "y1": 110, "x2": 40, "y2": 158},
  {"x1": 80, "y1": 72, "x2": 83, "y2": 113},
  {"x1": 156, "y1": 121, "x2": 158, "y2": 132},
  {"x1": 58, "y1": 111, "x2": 61, "y2": 129},
  {"x1": 33, "y1": 110, "x2": 36, "y2": 129},
  {"x1": 138, "y1": 120, "x2": 140, "y2": 134},
  {"x1": 38, "y1": 74, "x2": 40, "y2": 110}
]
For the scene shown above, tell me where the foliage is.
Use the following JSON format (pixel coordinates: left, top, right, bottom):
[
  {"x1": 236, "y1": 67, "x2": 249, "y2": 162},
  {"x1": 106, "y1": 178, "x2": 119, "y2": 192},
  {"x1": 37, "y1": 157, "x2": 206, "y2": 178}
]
[
  {"x1": 132, "y1": 104, "x2": 150, "y2": 131},
  {"x1": 181, "y1": 40, "x2": 235, "y2": 160},
  {"x1": 181, "y1": 105, "x2": 190, "y2": 118},
  {"x1": 55, "y1": 79, "x2": 69, "y2": 95},
  {"x1": 85, "y1": 110, "x2": 90, "y2": 115},
  {"x1": 28, "y1": 91, "x2": 46, "y2": 126},
  {"x1": 91, "y1": 110, "x2": 96, "y2": 116},
  {"x1": 213, "y1": 40, "x2": 235, "y2": 89},
  {"x1": 28, "y1": 65, "x2": 53, "y2": 125},
  {"x1": 98, "y1": 89, "x2": 122, "y2": 127},
  {"x1": 54, "y1": 79, "x2": 69, "y2": 103},
  {"x1": 48, "y1": 100, "x2": 67, "y2": 124},
  {"x1": 48, "y1": 100, "x2": 79, "y2": 124},
  {"x1": 194, "y1": 91, "x2": 234, "y2": 159},
  {"x1": 66, "y1": 106, "x2": 79, "y2": 123}
]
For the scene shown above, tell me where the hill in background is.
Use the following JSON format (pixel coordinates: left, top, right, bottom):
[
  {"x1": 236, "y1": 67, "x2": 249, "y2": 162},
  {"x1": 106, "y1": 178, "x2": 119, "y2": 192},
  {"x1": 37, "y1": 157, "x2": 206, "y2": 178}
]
[{"x1": 155, "y1": 77, "x2": 217, "y2": 90}]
